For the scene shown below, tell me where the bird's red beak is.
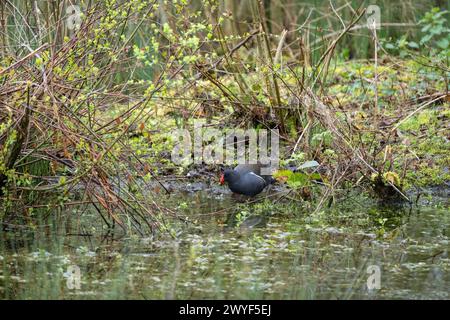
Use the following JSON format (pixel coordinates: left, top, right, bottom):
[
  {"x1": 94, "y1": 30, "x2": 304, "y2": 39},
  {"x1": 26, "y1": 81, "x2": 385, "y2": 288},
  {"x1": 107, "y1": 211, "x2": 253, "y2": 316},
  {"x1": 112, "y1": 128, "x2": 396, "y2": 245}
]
[{"x1": 219, "y1": 173, "x2": 225, "y2": 185}]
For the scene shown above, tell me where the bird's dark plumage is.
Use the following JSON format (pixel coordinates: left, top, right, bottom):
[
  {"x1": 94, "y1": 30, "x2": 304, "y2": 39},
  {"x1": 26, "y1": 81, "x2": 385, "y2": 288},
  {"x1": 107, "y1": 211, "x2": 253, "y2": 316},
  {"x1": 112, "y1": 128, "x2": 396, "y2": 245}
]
[{"x1": 220, "y1": 164, "x2": 273, "y2": 197}]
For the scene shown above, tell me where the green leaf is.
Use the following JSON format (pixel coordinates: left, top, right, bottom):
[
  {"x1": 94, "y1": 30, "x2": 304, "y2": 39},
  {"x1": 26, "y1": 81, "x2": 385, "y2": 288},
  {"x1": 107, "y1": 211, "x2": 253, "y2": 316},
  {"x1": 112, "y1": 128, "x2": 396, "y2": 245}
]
[
  {"x1": 437, "y1": 38, "x2": 449, "y2": 49},
  {"x1": 420, "y1": 34, "x2": 432, "y2": 45},
  {"x1": 58, "y1": 176, "x2": 66, "y2": 185},
  {"x1": 273, "y1": 170, "x2": 293, "y2": 179},
  {"x1": 287, "y1": 172, "x2": 308, "y2": 189}
]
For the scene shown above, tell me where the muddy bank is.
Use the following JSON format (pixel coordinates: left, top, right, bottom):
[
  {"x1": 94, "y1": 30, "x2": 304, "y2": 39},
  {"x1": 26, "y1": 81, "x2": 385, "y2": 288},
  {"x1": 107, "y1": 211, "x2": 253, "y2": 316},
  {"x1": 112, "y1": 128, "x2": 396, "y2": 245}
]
[{"x1": 142, "y1": 173, "x2": 449, "y2": 207}]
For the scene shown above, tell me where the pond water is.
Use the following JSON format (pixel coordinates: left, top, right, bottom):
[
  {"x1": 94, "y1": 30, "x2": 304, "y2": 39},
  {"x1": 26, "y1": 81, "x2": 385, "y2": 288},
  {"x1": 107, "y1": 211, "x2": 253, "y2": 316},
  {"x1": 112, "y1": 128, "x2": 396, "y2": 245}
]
[{"x1": 0, "y1": 191, "x2": 449, "y2": 300}]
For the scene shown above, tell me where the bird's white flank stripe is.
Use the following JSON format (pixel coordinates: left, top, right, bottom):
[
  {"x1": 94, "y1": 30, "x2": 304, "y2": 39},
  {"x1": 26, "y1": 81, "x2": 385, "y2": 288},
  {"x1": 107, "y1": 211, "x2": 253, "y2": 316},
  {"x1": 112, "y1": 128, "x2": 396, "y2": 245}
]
[{"x1": 248, "y1": 172, "x2": 266, "y2": 184}]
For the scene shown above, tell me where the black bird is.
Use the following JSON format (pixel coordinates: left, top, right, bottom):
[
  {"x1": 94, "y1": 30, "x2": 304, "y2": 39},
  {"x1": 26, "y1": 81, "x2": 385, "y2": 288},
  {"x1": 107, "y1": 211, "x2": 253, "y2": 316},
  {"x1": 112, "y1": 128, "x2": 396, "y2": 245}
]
[{"x1": 219, "y1": 164, "x2": 274, "y2": 197}]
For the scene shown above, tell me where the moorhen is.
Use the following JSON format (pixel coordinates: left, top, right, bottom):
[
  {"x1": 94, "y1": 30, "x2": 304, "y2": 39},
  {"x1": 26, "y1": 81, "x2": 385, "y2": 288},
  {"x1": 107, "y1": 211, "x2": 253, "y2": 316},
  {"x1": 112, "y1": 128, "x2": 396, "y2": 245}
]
[{"x1": 219, "y1": 164, "x2": 274, "y2": 197}]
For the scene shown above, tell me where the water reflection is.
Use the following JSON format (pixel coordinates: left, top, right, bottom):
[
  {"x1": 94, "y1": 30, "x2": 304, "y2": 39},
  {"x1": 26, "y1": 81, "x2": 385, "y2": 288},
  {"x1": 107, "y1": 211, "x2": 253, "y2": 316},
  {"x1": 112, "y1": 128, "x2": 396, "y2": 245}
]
[{"x1": 0, "y1": 195, "x2": 448, "y2": 299}]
